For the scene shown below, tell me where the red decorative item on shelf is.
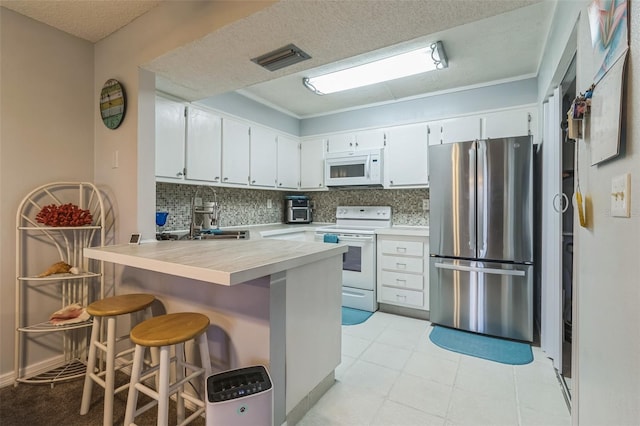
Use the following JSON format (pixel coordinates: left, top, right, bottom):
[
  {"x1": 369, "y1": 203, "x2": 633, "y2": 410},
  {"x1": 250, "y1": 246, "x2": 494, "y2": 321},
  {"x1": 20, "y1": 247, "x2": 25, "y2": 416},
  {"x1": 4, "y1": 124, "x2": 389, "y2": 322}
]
[{"x1": 36, "y1": 203, "x2": 93, "y2": 227}]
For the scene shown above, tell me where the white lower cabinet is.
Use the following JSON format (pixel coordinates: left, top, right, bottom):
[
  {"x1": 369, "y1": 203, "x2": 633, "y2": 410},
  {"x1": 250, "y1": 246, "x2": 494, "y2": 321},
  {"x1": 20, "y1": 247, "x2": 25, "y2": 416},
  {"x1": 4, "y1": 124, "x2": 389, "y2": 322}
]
[{"x1": 377, "y1": 234, "x2": 429, "y2": 310}]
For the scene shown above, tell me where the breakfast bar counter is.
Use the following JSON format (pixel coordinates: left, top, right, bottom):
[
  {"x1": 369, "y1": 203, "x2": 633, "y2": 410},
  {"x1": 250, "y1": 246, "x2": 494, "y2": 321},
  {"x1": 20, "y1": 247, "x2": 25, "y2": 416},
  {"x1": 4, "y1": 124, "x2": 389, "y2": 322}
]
[
  {"x1": 84, "y1": 239, "x2": 347, "y2": 425},
  {"x1": 84, "y1": 238, "x2": 346, "y2": 285}
]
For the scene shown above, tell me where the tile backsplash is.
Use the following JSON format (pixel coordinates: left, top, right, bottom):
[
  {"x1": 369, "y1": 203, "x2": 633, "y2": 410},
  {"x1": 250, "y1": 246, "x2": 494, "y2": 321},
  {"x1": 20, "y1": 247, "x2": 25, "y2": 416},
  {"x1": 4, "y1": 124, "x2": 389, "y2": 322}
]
[{"x1": 156, "y1": 182, "x2": 429, "y2": 232}]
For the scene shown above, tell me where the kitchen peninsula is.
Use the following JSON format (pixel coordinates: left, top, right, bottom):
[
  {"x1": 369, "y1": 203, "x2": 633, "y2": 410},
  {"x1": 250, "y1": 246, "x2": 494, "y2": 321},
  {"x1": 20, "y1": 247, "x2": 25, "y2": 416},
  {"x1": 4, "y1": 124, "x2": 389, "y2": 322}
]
[{"x1": 84, "y1": 238, "x2": 347, "y2": 425}]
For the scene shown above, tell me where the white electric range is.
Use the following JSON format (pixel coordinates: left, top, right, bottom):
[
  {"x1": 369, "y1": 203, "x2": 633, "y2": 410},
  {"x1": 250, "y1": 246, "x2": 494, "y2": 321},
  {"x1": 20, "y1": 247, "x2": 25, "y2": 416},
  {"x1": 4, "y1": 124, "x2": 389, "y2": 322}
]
[{"x1": 315, "y1": 206, "x2": 392, "y2": 312}]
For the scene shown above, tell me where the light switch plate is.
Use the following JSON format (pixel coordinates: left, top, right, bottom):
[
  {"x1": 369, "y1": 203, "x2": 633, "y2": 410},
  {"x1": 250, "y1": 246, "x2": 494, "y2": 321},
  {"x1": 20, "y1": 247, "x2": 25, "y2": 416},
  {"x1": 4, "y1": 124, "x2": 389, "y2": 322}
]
[
  {"x1": 422, "y1": 199, "x2": 430, "y2": 211},
  {"x1": 611, "y1": 173, "x2": 631, "y2": 217}
]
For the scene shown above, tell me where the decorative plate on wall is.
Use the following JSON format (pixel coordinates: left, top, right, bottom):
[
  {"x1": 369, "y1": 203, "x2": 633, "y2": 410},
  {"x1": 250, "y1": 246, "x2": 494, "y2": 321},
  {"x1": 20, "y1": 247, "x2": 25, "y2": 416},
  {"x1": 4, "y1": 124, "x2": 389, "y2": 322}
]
[{"x1": 99, "y1": 79, "x2": 126, "y2": 129}]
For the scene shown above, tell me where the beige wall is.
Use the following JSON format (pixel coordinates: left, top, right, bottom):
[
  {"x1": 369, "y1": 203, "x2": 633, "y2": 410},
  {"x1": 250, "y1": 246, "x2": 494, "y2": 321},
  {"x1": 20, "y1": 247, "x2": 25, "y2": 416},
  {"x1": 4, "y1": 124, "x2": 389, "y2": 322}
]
[
  {"x1": 0, "y1": 1, "x2": 275, "y2": 382},
  {"x1": 0, "y1": 8, "x2": 94, "y2": 377},
  {"x1": 92, "y1": 1, "x2": 276, "y2": 245},
  {"x1": 573, "y1": 3, "x2": 640, "y2": 424}
]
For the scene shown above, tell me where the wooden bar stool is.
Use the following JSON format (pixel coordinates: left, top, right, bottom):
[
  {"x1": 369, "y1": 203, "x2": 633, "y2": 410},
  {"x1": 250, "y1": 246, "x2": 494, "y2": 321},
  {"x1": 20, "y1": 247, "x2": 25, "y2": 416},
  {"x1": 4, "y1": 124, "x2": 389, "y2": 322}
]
[
  {"x1": 124, "y1": 312, "x2": 212, "y2": 426},
  {"x1": 80, "y1": 293, "x2": 155, "y2": 425}
]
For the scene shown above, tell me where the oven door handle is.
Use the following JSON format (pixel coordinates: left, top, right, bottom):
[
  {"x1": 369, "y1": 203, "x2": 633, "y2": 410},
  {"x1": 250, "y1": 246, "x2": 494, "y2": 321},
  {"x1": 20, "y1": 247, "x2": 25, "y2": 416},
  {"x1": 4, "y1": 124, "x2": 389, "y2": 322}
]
[{"x1": 333, "y1": 235, "x2": 375, "y2": 243}]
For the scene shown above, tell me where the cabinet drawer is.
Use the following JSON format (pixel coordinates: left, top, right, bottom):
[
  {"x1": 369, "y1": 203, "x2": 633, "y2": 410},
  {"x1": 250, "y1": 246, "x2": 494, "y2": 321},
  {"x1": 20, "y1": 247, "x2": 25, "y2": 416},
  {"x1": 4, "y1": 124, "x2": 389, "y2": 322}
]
[
  {"x1": 380, "y1": 240, "x2": 423, "y2": 256},
  {"x1": 380, "y1": 255, "x2": 423, "y2": 274},
  {"x1": 379, "y1": 270, "x2": 423, "y2": 290},
  {"x1": 380, "y1": 287, "x2": 424, "y2": 308}
]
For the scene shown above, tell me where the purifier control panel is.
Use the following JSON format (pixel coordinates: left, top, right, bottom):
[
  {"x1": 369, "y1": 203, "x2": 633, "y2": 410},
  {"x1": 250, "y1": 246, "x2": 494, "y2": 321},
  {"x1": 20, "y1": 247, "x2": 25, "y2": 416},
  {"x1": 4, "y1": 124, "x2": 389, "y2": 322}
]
[{"x1": 207, "y1": 365, "x2": 272, "y2": 403}]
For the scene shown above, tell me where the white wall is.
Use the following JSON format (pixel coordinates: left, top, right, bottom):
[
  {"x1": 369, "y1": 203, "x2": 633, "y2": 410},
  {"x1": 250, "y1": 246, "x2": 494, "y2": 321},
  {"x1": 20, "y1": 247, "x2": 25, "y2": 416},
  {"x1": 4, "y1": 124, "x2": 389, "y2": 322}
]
[
  {"x1": 573, "y1": 4, "x2": 640, "y2": 424},
  {"x1": 0, "y1": 8, "x2": 94, "y2": 378}
]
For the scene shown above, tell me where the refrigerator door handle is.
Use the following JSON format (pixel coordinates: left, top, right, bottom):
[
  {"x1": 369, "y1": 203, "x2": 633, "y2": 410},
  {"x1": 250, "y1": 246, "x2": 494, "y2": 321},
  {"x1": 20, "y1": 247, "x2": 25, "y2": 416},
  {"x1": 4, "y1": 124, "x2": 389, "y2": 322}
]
[
  {"x1": 434, "y1": 262, "x2": 526, "y2": 277},
  {"x1": 469, "y1": 143, "x2": 477, "y2": 252},
  {"x1": 477, "y1": 140, "x2": 487, "y2": 257}
]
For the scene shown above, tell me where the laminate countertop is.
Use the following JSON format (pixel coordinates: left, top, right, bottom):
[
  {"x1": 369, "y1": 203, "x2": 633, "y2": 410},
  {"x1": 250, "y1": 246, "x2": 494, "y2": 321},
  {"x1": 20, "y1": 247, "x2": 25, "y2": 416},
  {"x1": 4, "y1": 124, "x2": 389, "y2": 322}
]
[{"x1": 84, "y1": 239, "x2": 347, "y2": 286}]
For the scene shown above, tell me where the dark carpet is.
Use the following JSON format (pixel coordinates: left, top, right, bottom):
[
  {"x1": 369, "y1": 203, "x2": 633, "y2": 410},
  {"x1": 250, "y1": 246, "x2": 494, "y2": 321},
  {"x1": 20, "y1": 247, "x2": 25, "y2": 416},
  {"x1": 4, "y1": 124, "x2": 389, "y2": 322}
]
[{"x1": 0, "y1": 373, "x2": 205, "y2": 426}]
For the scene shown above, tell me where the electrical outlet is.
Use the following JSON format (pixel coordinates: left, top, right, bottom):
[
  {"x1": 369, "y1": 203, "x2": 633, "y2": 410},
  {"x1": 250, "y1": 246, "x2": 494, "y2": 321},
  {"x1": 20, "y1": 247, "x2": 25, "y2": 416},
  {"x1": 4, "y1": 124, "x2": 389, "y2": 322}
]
[
  {"x1": 611, "y1": 173, "x2": 631, "y2": 217},
  {"x1": 267, "y1": 199, "x2": 273, "y2": 209},
  {"x1": 422, "y1": 199, "x2": 430, "y2": 211}
]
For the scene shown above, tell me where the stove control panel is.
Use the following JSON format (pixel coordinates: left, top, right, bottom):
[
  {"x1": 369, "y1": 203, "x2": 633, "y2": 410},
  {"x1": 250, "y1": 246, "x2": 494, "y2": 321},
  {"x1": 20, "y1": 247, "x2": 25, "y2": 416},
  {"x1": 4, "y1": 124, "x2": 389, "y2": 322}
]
[{"x1": 336, "y1": 206, "x2": 391, "y2": 220}]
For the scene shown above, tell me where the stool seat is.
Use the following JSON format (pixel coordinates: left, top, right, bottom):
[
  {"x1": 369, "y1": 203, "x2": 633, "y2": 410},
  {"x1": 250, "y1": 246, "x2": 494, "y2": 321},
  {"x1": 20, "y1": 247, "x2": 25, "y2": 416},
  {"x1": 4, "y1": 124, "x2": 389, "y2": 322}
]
[
  {"x1": 125, "y1": 312, "x2": 212, "y2": 425},
  {"x1": 130, "y1": 312, "x2": 210, "y2": 347},
  {"x1": 81, "y1": 293, "x2": 155, "y2": 425},
  {"x1": 87, "y1": 293, "x2": 155, "y2": 317}
]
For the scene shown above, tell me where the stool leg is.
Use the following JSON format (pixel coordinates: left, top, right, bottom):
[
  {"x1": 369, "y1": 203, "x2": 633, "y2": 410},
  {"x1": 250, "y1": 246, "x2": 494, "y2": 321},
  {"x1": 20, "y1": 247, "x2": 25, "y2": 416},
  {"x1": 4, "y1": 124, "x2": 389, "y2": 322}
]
[
  {"x1": 175, "y1": 342, "x2": 185, "y2": 423},
  {"x1": 157, "y1": 345, "x2": 171, "y2": 426},
  {"x1": 103, "y1": 316, "x2": 116, "y2": 426},
  {"x1": 124, "y1": 344, "x2": 145, "y2": 426},
  {"x1": 80, "y1": 316, "x2": 101, "y2": 415},
  {"x1": 197, "y1": 332, "x2": 212, "y2": 377}
]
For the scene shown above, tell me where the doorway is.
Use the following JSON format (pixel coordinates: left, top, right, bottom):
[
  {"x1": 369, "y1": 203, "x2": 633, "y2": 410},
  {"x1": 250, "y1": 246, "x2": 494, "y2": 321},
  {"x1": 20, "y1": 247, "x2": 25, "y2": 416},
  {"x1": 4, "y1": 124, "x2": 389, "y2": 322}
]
[{"x1": 559, "y1": 57, "x2": 576, "y2": 400}]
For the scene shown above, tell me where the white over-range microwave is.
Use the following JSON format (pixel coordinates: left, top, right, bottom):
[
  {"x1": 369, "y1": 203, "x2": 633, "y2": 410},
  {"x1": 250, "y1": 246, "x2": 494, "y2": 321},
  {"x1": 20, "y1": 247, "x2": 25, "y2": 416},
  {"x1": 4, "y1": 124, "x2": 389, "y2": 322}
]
[{"x1": 324, "y1": 148, "x2": 384, "y2": 188}]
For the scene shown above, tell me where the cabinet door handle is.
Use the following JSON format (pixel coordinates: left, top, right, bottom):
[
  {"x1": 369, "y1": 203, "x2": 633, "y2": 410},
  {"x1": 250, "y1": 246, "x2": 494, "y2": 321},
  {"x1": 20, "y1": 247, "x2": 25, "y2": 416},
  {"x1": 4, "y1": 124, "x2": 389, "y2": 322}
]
[
  {"x1": 214, "y1": 177, "x2": 219, "y2": 181},
  {"x1": 176, "y1": 171, "x2": 184, "y2": 177},
  {"x1": 223, "y1": 177, "x2": 228, "y2": 181},
  {"x1": 251, "y1": 180, "x2": 256, "y2": 184},
  {"x1": 396, "y1": 263, "x2": 407, "y2": 269},
  {"x1": 396, "y1": 247, "x2": 406, "y2": 253},
  {"x1": 395, "y1": 278, "x2": 407, "y2": 285}
]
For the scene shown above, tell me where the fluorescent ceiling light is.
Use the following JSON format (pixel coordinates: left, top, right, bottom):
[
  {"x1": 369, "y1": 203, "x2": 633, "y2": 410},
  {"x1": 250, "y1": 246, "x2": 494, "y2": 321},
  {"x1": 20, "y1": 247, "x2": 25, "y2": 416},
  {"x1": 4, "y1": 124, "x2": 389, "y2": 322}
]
[{"x1": 303, "y1": 41, "x2": 448, "y2": 95}]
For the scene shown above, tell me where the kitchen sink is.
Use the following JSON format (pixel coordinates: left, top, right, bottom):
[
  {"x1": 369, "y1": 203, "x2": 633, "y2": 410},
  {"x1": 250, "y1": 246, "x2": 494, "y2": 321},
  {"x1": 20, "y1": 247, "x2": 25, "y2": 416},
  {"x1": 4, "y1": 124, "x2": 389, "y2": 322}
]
[
  {"x1": 157, "y1": 230, "x2": 250, "y2": 241},
  {"x1": 198, "y1": 229, "x2": 249, "y2": 240}
]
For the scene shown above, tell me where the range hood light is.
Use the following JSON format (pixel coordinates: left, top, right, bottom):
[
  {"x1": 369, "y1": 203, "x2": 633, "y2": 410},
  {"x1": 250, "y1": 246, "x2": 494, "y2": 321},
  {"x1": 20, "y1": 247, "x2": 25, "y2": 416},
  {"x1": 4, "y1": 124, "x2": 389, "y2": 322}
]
[{"x1": 303, "y1": 41, "x2": 448, "y2": 95}]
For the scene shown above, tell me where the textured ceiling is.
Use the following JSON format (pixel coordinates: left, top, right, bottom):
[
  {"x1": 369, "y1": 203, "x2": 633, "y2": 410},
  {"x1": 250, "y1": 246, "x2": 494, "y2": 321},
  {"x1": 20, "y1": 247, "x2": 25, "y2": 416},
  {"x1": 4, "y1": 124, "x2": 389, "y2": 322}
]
[
  {"x1": 3, "y1": 0, "x2": 556, "y2": 118},
  {"x1": 0, "y1": 0, "x2": 163, "y2": 42},
  {"x1": 238, "y1": 2, "x2": 553, "y2": 117},
  {"x1": 147, "y1": 0, "x2": 554, "y2": 117}
]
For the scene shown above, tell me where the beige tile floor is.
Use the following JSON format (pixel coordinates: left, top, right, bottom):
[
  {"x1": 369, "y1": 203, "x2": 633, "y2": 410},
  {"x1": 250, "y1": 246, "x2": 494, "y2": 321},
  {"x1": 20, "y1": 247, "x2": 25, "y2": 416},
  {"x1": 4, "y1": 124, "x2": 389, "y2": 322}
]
[{"x1": 299, "y1": 311, "x2": 571, "y2": 426}]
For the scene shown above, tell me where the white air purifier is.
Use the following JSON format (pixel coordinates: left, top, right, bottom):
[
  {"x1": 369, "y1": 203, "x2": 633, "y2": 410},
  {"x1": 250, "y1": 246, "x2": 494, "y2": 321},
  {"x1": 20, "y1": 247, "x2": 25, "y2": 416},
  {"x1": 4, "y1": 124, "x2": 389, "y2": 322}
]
[{"x1": 206, "y1": 365, "x2": 273, "y2": 426}]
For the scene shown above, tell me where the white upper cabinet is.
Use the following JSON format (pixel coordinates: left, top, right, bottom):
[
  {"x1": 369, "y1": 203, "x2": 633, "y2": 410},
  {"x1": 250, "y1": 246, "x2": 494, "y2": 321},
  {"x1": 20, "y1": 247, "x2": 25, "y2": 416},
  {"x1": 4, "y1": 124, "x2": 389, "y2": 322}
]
[
  {"x1": 249, "y1": 125, "x2": 277, "y2": 188},
  {"x1": 327, "y1": 129, "x2": 385, "y2": 153},
  {"x1": 326, "y1": 132, "x2": 357, "y2": 152},
  {"x1": 385, "y1": 123, "x2": 429, "y2": 187},
  {"x1": 482, "y1": 107, "x2": 538, "y2": 143},
  {"x1": 300, "y1": 138, "x2": 326, "y2": 190},
  {"x1": 355, "y1": 128, "x2": 386, "y2": 151},
  {"x1": 427, "y1": 121, "x2": 442, "y2": 146},
  {"x1": 276, "y1": 135, "x2": 300, "y2": 190},
  {"x1": 155, "y1": 96, "x2": 186, "y2": 180},
  {"x1": 185, "y1": 106, "x2": 222, "y2": 182},
  {"x1": 440, "y1": 116, "x2": 482, "y2": 144},
  {"x1": 221, "y1": 118, "x2": 250, "y2": 185}
]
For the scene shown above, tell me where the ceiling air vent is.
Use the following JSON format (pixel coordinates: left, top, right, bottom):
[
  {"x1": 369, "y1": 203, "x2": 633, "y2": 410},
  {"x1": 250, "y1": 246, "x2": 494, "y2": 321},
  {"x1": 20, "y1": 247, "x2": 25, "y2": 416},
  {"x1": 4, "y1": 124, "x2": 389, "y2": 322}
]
[{"x1": 251, "y1": 44, "x2": 311, "y2": 71}]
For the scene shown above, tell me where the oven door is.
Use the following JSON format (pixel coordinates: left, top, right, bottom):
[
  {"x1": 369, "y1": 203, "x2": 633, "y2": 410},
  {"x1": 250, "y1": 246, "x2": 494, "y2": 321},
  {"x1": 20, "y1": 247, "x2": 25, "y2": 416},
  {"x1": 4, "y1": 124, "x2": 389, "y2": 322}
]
[
  {"x1": 316, "y1": 232, "x2": 378, "y2": 311},
  {"x1": 316, "y1": 233, "x2": 376, "y2": 290}
]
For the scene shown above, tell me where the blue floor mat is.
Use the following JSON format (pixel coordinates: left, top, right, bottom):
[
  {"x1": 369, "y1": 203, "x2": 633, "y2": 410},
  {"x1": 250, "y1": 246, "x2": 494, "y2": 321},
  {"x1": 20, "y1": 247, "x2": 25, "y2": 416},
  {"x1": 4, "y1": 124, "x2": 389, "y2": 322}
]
[
  {"x1": 342, "y1": 307, "x2": 373, "y2": 325},
  {"x1": 429, "y1": 325, "x2": 533, "y2": 365}
]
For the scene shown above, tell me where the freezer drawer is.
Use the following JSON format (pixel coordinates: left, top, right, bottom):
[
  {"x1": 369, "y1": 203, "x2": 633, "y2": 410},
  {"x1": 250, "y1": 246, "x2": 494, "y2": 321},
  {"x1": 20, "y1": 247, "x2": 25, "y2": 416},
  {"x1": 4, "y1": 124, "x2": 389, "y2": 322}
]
[{"x1": 429, "y1": 258, "x2": 533, "y2": 341}]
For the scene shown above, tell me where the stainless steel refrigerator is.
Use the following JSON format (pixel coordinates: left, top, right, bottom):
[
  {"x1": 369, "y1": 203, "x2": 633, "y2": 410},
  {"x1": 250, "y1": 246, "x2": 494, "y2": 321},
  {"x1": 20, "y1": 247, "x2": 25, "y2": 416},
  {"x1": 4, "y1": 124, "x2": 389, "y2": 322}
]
[{"x1": 429, "y1": 136, "x2": 534, "y2": 342}]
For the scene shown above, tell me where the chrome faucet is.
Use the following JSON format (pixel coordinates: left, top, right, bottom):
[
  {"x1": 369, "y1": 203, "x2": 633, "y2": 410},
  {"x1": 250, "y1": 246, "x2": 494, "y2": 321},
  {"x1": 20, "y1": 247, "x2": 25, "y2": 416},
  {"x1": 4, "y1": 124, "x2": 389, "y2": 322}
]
[{"x1": 189, "y1": 186, "x2": 221, "y2": 239}]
